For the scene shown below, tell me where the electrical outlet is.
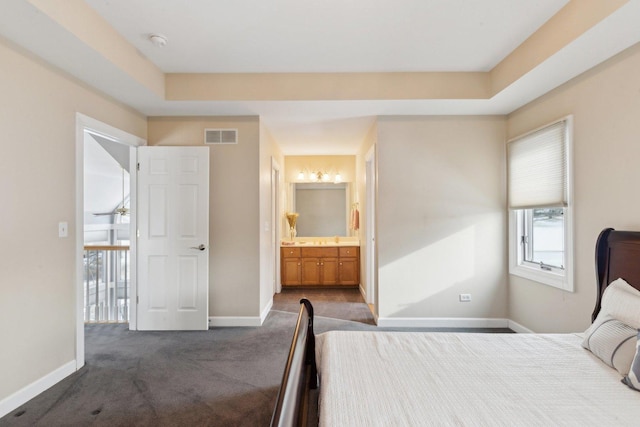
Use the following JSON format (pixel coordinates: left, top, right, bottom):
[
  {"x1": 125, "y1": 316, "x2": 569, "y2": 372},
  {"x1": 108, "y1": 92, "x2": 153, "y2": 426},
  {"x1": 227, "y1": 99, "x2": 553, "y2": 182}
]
[{"x1": 459, "y1": 293, "x2": 471, "y2": 302}]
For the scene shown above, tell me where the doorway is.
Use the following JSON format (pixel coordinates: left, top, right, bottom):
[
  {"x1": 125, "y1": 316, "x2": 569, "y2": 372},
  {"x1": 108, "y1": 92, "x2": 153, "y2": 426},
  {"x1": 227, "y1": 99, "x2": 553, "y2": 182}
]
[
  {"x1": 75, "y1": 114, "x2": 144, "y2": 368},
  {"x1": 83, "y1": 133, "x2": 131, "y2": 324}
]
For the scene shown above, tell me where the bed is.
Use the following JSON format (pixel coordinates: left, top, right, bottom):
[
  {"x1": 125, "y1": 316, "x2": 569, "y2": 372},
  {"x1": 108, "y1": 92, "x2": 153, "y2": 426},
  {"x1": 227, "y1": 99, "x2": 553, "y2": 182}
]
[{"x1": 271, "y1": 228, "x2": 640, "y2": 426}]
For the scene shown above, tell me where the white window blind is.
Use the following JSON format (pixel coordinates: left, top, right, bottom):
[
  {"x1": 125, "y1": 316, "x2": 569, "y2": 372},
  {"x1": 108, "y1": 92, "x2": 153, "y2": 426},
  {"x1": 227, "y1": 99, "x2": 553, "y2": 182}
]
[{"x1": 508, "y1": 119, "x2": 568, "y2": 209}]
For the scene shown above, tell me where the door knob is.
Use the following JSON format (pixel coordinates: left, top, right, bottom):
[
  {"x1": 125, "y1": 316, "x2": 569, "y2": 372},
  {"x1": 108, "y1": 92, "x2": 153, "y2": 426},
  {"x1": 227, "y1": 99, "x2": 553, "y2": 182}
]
[{"x1": 191, "y1": 244, "x2": 206, "y2": 251}]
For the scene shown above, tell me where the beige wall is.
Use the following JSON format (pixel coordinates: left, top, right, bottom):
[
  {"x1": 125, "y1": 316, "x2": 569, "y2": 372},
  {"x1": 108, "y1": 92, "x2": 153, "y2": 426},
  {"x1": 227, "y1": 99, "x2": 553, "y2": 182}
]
[
  {"x1": 147, "y1": 116, "x2": 262, "y2": 318},
  {"x1": 507, "y1": 42, "x2": 640, "y2": 333},
  {"x1": 166, "y1": 72, "x2": 490, "y2": 101},
  {"x1": 376, "y1": 116, "x2": 507, "y2": 320},
  {"x1": 0, "y1": 39, "x2": 146, "y2": 402}
]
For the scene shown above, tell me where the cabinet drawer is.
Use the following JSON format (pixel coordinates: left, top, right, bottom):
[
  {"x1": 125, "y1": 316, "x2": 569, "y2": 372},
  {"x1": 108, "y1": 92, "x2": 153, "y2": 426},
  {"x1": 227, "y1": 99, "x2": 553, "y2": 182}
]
[
  {"x1": 301, "y1": 247, "x2": 339, "y2": 258},
  {"x1": 339, "y1": 246, "x2": 359, "y2": 258},
  {"x1": 281, "y1": 247, "x2": 301, "y2": 258}
]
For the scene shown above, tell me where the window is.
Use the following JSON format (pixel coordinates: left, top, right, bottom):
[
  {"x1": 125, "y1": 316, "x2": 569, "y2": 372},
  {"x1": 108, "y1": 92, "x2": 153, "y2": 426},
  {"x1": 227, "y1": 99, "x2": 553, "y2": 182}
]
[{"x1": 508, "y1": 117, "x2": 573, "y2": 291}]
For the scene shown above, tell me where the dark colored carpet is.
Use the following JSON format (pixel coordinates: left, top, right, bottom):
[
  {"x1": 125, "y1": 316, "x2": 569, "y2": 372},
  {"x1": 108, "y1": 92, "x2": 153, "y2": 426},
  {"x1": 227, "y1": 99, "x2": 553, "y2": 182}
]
[
  {"x1": 0, "y1": 311, "x2": 377, "y2": 427},
  {"x1": 1, "y1": 302, "x2": 511, "y2": 427}
]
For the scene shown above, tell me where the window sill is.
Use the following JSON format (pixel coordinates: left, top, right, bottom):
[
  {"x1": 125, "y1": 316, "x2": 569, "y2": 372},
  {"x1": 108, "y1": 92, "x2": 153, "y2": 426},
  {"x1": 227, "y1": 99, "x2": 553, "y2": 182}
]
[{"x1": 510, "y1": 263, "x2": 573, "y2": 292}]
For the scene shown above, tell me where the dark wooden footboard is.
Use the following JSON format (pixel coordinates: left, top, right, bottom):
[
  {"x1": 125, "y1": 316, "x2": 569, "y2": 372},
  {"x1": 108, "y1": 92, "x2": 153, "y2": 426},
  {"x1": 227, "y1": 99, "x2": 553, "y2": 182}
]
[{"x1": 271, "y1": 298, "x2": 318, "y2": 427}]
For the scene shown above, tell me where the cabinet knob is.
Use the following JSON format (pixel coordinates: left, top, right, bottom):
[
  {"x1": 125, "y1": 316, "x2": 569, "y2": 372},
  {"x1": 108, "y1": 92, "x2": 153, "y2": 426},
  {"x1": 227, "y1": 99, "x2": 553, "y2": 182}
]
[
  {"x1": 321, "y1": 262, "x2": 324, "y2": 266},
  {"x1": 346, "y1": 250, "x2": 350, "y2": 254},
  {"x1": 289, "y1": 251, "x2": 294, "y2": 254},
  {"x1": 297, "y1": 263, "x2": 301, "y2": 266},
  {"x1": 316, "y1": 262, "x2": 320, "y2": 266},
  {"x1": 339, "y1": 262, "x2": 343, "y2": 265}
]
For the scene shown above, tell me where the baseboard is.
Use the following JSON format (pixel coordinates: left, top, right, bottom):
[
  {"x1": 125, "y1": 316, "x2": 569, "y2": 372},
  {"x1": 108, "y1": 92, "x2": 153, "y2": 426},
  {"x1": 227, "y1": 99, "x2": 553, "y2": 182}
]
[
  {"x1": 208, "y1": 300, "x2": 273, "y2": 328},
  {"x1": 208, "y1": 316, "x2": 263, "y2": 327},
  {"x1": 376, "y1": 317, "x2": 511, "y2": 329},
  {"x1": 358, "y1": 284, "x2": 366, "y2": 300},
  {"x1": 0, "y1": 360, "x2": 76, "y2": 418},
  {"x1": 507, "y1": 319, "x2": 535, "y2": 333},
  {"x1": 260, "y1": 300, "x2": 273, "y2": 325}
]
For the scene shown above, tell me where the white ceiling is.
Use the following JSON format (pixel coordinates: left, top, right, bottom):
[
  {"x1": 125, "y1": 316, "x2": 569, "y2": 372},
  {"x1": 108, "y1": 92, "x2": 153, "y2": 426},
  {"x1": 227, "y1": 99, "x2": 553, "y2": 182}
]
[
  {"x1": 2, "y1": 0, "x2": 640, "y2": 154},
  {"x1": 85, "y1": 0, "x2": 567, "y2": 73}
]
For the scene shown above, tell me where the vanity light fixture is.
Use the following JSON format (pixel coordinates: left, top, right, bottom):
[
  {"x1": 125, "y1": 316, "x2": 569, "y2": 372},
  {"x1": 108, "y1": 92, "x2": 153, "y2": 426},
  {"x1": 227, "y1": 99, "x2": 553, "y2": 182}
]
[
  {"x1": 296, "y1": 169, "x2": 342, "y2": 183},
  {"x1": 310, "y1": 171, "x2": 325, "y2": 182}
]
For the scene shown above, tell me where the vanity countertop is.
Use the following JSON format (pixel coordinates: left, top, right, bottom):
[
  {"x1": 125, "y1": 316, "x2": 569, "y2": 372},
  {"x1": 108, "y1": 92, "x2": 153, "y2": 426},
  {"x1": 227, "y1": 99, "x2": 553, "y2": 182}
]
[{"x1": 281, "y1": 240, "x2": 359, "y2": 247}]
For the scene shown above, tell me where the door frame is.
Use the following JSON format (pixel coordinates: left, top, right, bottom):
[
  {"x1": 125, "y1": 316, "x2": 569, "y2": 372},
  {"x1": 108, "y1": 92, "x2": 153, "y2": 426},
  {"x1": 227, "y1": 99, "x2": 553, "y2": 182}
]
[
  {"x1": 365, "y1": 145, "x2": 377, "y2": 311},
  {"x1": 75, "y1": 113, "x2": 145, "y2": 369},
  {"x1": 271, "y1": 157, "x2": 282, "y2": 294}
]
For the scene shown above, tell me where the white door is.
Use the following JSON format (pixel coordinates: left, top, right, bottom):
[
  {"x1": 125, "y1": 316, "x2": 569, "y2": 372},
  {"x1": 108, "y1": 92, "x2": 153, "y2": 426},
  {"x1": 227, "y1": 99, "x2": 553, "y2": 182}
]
[{"x1": 136, "y1": 146, "x2": 209, "y2": 330}]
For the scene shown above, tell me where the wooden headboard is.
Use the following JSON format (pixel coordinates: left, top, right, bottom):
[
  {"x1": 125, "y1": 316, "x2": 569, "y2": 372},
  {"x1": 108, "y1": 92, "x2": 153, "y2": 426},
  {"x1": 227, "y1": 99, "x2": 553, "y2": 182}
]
[{"x1": 593, "y1": 228, "x2": 640, "y2": 321}]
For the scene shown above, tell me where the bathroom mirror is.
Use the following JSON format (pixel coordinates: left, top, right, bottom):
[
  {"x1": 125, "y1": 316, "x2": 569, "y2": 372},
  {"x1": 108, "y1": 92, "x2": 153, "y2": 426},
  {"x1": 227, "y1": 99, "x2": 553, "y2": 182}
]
[{"x1": 290, "y1": 182, "x2": 350, "y2": 237}]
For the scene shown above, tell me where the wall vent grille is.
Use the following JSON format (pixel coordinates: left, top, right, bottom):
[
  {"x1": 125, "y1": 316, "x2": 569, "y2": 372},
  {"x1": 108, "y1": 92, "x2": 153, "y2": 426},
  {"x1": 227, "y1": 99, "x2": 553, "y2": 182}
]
[{"x1": 204, "y1": 128, "x2": 238, "y2": 144}]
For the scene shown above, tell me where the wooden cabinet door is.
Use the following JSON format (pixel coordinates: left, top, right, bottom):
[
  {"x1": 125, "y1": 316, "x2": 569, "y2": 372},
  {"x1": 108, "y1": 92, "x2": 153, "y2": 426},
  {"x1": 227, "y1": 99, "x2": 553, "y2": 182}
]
[
  {"x1": 339, "y1": 258, "x2": 359, "y2": 285},
  {"x1": 337, "y1": 247, "x2": 360, "y2": 286},
  {"x1": 301, "y1": 257, "x2": 321, "y2": 285},
  {"x1": 321, "y1": 258, "x2": 339, "y2": 285},
  {"x1": 282, "y1": 257, "x2": 302, "y2": 285}
]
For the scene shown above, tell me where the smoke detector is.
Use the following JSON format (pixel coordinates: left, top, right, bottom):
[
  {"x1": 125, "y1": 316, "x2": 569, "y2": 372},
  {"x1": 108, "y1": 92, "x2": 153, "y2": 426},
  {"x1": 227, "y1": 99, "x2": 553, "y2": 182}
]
[{"x1": 149, "y1": 33, "x2": 168, "y2": 47}]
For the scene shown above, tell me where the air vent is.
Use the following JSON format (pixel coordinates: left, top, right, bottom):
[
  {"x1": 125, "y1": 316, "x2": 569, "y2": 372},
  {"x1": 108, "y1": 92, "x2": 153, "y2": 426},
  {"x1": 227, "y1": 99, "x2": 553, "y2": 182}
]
[{"x1": 205, "y1": 128, "x2": 238, "y2": 144}]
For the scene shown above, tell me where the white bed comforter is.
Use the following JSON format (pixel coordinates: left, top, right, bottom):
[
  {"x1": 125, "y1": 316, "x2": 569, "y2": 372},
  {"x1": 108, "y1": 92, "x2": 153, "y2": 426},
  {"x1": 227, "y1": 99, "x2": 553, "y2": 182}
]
[{"x1": 315, "y1": 331, "x2": 640, "y2": 427}]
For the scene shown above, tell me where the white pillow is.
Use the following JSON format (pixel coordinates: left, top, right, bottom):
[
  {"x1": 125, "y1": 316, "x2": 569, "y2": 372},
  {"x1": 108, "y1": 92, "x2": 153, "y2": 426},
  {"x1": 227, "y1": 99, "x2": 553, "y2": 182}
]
[
  {"x1": 583, "y1": 314, "x2": 637, "y2": 375},
  {"x1": 622, "y1": 332, "x2": 640, "y2": 391},
  {"x1": 599, "y1": 278, "x2": 640, "y2": 329}
]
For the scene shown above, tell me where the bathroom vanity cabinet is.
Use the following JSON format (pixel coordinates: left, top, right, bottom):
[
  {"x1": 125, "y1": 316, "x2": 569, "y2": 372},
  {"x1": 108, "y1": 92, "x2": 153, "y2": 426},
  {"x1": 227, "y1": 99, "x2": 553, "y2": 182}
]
[
  {"x1": 281, "y1": 247, "x2": 303, "y2": 285},
  {"x1": 281, "y1": 246, "x2": 360, "y2": 287},
  {"x1": 337, "y1": 247, "x2": 359, "y2": 285}
]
